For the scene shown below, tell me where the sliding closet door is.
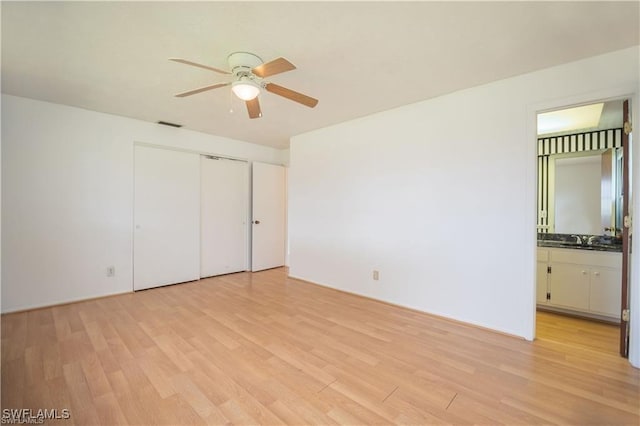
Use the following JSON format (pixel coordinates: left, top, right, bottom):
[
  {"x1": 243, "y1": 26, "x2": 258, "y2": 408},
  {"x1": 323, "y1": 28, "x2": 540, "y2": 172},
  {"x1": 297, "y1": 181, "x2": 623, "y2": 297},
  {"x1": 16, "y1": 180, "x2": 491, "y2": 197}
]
[
  {"x1": 200, "y1": 157, "x2": 248, "y2": 277},
  {"x1": 252, "y1": 162, "x2": 286, "y2": 271},
  {"x1": 134, "y1": 145, "x2": 200, "y2": 290}
]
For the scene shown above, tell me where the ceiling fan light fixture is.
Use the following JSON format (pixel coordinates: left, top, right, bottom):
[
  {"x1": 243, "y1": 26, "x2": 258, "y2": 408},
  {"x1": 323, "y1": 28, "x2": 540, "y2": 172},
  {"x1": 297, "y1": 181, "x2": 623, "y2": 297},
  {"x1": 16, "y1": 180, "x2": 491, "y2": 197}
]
[
  {"x1": 171, "y1": 53, "x2": 318, "y2": 119},
  {"x1": 231, "y1": 79, "x2": 261, "y2": 101}
]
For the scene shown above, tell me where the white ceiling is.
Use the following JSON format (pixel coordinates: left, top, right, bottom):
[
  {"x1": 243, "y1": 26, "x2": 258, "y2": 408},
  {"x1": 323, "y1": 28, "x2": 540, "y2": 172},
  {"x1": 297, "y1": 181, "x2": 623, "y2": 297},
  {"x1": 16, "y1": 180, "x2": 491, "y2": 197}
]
[{"x1": 2, "y1": 1, "x2": 639, "y2": 149}]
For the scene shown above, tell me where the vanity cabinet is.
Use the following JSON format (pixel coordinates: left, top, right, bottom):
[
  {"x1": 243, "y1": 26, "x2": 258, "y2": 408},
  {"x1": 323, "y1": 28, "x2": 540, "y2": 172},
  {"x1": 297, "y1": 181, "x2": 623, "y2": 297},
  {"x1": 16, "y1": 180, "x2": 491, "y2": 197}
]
[{"x1": 537, "y1": 247, "x2": 621, "y2": 320}]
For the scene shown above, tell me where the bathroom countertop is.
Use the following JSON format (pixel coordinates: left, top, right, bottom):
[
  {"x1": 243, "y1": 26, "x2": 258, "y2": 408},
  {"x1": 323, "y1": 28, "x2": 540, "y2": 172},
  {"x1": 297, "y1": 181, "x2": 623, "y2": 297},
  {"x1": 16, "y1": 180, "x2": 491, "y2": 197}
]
[{"x1": 537, "y1": 233, "x2": 622, "y2": 253}]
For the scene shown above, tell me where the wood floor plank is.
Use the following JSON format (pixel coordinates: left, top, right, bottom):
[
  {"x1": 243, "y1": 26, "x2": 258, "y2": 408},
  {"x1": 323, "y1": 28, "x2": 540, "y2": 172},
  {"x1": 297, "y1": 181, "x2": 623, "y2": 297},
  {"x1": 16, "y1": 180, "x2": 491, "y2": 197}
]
[
  {"x1": 318, "y1": 384, "x2": 396, "y2": 425},
  {"x1": 61, "y1": 361, "x2": 98, "y2": 415},
  {"x1": 1, "y1": 267, "x2": 638, "y2": 425},
  {"x1": 267, "y1": 399, "x2": 309, "y2": 425},
  {"x1": 80, "y1": 352, "x2": 114, "y2": 400},
  {"x1": 260, "y1": 371, "x2": 343, "y2": 424},
  {"x1": 2, "y1": 358, "x2": 25, "y2": 409},
  {"x1": 93, "y1": 392, "x2": 129, "y2": 425},
  {"x1": 106, "y1": 370, "x2": 131, "y2": 398},
  {"x1": 218, "y1": 399, "x2": 258, "y2": 425},
  {"x1": 121, "y1": 385, "x2": 167, "y2": 425},
  {"x1": 170, "y1": 373, "x2": 228, "y2": 423}
]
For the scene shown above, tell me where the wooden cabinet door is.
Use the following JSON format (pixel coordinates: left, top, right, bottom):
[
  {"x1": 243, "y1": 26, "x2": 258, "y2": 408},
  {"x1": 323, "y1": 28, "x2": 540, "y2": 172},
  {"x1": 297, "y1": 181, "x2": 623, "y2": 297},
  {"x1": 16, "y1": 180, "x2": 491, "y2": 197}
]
[
  {"x1": 589, "y1": 268, "x2": 622, "y2": 318},
  {"x1": 548, "y1": 263, "x2": 590, "y2": 311}
]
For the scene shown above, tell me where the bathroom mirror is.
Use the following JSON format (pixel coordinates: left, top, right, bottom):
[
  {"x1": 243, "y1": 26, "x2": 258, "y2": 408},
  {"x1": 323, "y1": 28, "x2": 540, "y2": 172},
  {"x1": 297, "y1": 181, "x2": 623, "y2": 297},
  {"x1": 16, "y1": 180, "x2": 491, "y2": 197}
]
[{"x1": 546, "y1": 148, "x2": 620, "y2": 236}]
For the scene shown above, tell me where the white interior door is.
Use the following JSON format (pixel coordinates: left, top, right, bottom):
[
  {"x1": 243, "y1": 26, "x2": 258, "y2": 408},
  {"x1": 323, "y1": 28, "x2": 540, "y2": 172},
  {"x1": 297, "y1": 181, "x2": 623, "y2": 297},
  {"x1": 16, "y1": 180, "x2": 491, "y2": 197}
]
[
  {"x1": 200, "y1": 157, "x2": 248, "y2": 277},
  {"x1": 134, "y1": 145, "x2": 200, "y2": 290},
  {"x1": 252, "y1": 162, "x2": 286, "y2": 271}
]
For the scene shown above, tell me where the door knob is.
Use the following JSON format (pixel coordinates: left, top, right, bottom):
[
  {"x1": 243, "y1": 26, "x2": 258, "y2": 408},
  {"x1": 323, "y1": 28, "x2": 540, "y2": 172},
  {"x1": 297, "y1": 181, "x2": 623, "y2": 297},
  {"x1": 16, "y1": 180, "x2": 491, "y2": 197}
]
[{"x1": 253, "y1": 220, "x2": 260, "y2": 224}]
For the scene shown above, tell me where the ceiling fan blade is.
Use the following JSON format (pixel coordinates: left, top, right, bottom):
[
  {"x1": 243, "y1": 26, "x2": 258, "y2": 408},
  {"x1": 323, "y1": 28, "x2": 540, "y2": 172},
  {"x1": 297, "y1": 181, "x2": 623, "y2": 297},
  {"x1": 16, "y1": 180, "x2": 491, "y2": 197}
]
[
  {"x1": 169, "y1": 58, "x2": 231, "y2": 75},
  {"x1": 265, "y1": 83, "x2": 318, "y2": 108},
  {"x1": 175, "y1": 83, "x2": 229, "y2": 98},
  {"x1": 252, "y1": 57, "x2": 296, "y2": 78},
  {"x1": 246, "y1": 98, "x2": 262, "y2": 119}
]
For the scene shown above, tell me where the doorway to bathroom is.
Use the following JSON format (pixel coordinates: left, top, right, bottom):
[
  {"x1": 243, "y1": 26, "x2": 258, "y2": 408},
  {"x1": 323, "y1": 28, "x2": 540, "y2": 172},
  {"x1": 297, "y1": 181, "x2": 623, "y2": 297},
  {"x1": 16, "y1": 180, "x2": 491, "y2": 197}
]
[{"x1": 534, "y1": 98, "x2": 632, "y2": 357}]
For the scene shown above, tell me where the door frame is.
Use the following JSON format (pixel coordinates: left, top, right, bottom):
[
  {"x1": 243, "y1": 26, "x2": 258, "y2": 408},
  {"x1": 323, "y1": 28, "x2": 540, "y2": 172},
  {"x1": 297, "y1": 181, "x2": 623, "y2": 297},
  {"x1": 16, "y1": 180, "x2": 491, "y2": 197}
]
[{"x1": 526, "y1": 86, "x2": 640, "y2": 367}]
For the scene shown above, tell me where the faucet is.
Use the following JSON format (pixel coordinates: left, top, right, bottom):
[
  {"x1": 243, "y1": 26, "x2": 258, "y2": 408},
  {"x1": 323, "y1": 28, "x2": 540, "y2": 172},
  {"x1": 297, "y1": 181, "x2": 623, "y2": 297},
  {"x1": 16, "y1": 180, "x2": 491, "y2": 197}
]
[
  {"x1": 570, "y1": 234, "x2": 583, "y2": 245},
  {"x1": 605, "y1": 227, "x2": 622, "y2": 237},
  {"x1": 586, "y1": 235, "x2": 597, "y2": 245}
]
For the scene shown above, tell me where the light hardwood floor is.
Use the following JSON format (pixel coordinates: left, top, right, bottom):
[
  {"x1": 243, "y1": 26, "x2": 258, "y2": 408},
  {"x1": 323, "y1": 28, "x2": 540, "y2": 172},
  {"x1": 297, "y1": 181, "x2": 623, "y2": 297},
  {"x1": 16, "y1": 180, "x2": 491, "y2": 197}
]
[
  {"x1": 536, "y1": 310, "x2": 621, "y2": 355},
  {"x1": 2, "y1": 267, "x2": 639, "y2": 425}
]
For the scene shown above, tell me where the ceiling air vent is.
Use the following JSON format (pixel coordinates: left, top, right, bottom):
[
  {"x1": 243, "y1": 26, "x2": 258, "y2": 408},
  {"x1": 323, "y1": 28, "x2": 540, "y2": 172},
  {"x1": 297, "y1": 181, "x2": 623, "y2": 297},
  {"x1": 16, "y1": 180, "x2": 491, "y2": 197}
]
[{"x1": 157, "y1": 120, "x2": 182, "y2": 128}]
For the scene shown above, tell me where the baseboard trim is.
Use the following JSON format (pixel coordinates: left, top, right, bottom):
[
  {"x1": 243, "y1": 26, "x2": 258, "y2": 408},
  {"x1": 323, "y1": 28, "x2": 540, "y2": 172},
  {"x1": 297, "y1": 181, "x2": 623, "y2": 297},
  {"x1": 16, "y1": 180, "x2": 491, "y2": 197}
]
[
  {"x1": 287, "y1": 274, "x2": 525, "y2": 341},
  {"x1": 1, "y1": 291, "x2": 132, "y2": 315},
  {"x1": 2, "y1": 272, "x2": 257, "y2": 314}
]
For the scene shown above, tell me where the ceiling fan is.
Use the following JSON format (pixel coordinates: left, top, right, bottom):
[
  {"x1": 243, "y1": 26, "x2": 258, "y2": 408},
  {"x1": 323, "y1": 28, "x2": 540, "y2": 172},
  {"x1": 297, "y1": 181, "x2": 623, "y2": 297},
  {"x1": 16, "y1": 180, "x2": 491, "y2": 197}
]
[{"x1": 170, "y1": 52, "x2": 318, "y2": 119}]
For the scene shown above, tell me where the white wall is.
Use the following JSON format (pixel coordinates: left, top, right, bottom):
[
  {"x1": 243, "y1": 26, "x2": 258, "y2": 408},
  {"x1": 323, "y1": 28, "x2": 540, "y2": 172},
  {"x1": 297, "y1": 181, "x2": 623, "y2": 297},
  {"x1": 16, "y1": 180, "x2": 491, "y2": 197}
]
[
  {"x1": 1, "y1": 94, "x2": 284, "y2": 312},
  {"x1": 289, "y1": 46, "x2": 640, "y2": 366}
]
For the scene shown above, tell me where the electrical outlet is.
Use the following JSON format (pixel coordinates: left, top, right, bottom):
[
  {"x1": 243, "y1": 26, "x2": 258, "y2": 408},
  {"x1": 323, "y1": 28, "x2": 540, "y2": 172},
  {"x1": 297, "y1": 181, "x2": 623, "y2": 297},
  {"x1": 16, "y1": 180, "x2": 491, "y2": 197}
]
[
  {"x1": 373, "y1": 270, "x2": 379, "y2": 281},
  {"x1": 106, "y1": 266, "x2": 115, "y2": 277}
]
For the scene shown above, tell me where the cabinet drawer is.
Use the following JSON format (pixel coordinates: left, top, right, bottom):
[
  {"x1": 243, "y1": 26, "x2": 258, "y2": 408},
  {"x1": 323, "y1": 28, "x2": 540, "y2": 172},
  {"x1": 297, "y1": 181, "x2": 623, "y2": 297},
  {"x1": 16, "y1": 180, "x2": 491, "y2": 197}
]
[
  {"x1": 550, "y1": 249, "x2": 621, "y2": 268},
  {"x1": 537, "y1": 249, "x2": 549, "y2": 262}
]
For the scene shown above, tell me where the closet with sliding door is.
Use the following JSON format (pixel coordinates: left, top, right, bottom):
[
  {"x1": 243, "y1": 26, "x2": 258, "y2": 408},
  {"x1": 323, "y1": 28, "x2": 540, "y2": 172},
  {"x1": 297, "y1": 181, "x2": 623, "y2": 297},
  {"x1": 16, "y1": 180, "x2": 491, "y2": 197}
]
[{"x1": 133, "y1": 145, "x2": 249, "y2": 291}]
